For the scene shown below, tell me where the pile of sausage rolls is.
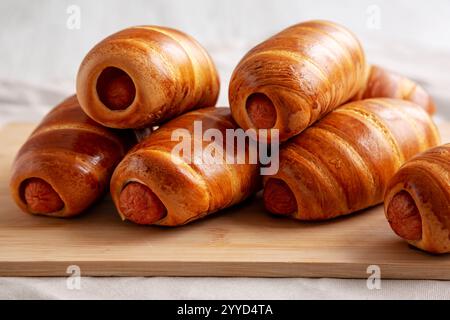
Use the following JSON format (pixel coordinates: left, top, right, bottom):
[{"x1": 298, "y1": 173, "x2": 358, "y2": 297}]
[{"x1": 10, "y1": 21, "x2": 449, "y2": 254}]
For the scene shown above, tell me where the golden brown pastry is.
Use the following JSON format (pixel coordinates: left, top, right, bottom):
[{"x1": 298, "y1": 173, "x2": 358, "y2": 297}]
[
  {"x1": 111, "y1": 107, "x2": 262, "y2": 226},
  {"x1": 353, "y1": 65, "x2": 436, "y2": 114},
  {"x1": 10, "y1": 96, "x2": 136, "y2": 217},
  {"x1": 385, "y1": 144, "x2": 450, "y2": 254},
  {"x1": 229, "y1": 20, "x2": 367, "y2": 141},
  {"x1": 263, "y1": 98, "x2": 440, "y2": 220},
  {"x1": 77, "y1": 26, "x2": 220, "y2": 129}
]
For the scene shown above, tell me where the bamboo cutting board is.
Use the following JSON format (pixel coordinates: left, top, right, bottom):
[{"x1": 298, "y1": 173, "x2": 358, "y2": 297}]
[{"x1": 0, "y1": 121, "x2": 449, "y2": 279}]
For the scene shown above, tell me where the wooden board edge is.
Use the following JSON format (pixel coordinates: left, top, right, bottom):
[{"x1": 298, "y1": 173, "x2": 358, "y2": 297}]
[{"x1": 0, "y1": 261, "x2": 448, "y2": 280}]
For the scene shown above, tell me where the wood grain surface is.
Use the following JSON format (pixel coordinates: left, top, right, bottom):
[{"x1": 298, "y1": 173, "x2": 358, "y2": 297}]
[{"x1": 0, "y1": 122, "x2": 449, "y2": 278}]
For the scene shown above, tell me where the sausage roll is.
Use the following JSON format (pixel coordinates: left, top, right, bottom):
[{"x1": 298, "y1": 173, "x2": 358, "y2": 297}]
[
  {"x1": 354, "y1": 65, "x2": 436, "y2": 115},
  {"x1": 229, "y1": 20, "x2": 367, "y2": 141},
  {"x1": 263, "y1": 98, "x2": 440, "y2": 220},
  {"x1": 10, "y1": 95, "x2": 136, "y2": 217},
  {"x1": 385, "y1": 144, "x2": 450, "y2": 254},
  {"x1": 77, "y1": 26, "x2": 220, "y2": 129},
  {"x1": 111, "y1": 107, "x2": 262, "y2": 226}
]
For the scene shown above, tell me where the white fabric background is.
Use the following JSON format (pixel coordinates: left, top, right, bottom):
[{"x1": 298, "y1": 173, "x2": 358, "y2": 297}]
[
  {"x1": 1, "y1": 0, "x2": 449, "y2": 299},
  {"x1": 1, "y1": 277, "x2": 450, "y2": 300}
]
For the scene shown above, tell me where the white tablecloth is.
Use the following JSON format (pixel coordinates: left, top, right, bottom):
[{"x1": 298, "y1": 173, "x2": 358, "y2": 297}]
[{"x1": 1, "y1": 277, "x2": 450, "y2": 300}]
